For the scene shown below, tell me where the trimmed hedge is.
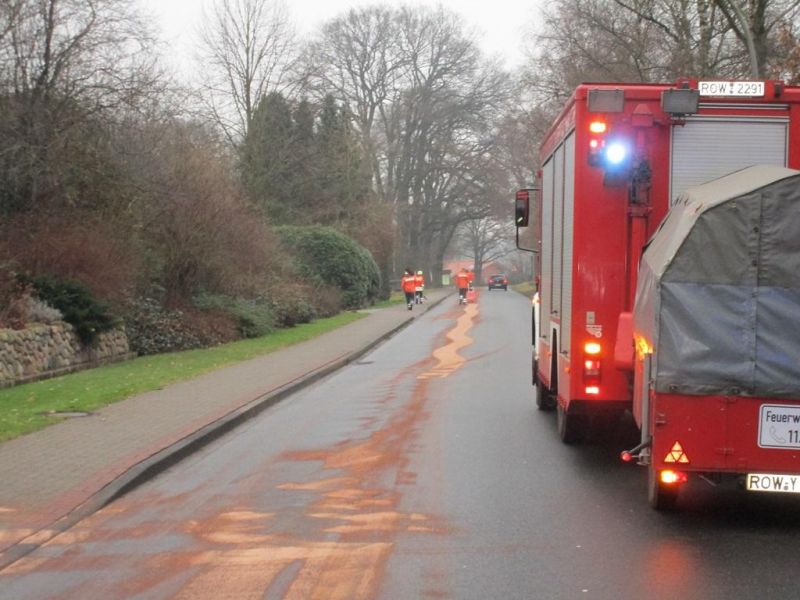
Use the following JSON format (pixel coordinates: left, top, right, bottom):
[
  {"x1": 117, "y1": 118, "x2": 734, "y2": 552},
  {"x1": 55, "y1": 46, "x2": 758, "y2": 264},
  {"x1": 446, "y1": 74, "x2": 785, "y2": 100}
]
[{"x1": 276, "y1": 226, "x2": 381, "y2": 309}]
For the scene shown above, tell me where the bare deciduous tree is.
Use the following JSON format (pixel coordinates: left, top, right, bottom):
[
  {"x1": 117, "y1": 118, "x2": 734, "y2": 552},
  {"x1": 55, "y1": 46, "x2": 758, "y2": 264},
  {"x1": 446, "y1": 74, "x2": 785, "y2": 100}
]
[
  {"x1": 305, "y1": 6, "x2": 406, "y2": 203},
  {"x1": 525, "y1": 0, "x2": 800, "y2": 97},
  {"x1": 714, "y1": 0, "x2": 800, "y2": 77},
  {"x1": 0, "y1": 0, "x2": 159, "y2": 110},
  {"x1": 454, "y1": 218, "x2": 516, "y2": 281},
  {"x1": 307, "y1": 6, "x2": 512, "y2": 284},
  {"x1": 525, "y1": 0, "x2": 731, "y2": 106},
  {"x1": 198, "y1": 0, "x2": 297, "y2": 145},
  {"x1": 770, "y1": 22, "x2": 800, "y2": 82},
  {"x1": 0, "y1": 0, "x2": 162, "y2": 214},
  {"x1": 608, "y1": 0, "x2": 737, "y2": 77}
]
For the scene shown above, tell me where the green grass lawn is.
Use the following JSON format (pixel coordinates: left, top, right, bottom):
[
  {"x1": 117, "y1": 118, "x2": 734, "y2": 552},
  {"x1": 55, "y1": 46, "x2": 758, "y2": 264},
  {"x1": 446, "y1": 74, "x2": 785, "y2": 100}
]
[
  {"x1": 511, "y1": 282, "x2": 537, "y2": 298},
  {"x1": 371, "y1": 291, "x2": 405, "y2": 309},
  {"x1": 0, "y1": 311, "x2": 366, "y2": 442}
]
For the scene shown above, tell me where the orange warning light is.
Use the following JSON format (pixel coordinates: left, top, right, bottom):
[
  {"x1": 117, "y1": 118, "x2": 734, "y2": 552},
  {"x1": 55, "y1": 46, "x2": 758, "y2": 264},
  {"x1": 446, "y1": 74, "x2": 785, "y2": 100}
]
[
  {"x1": 663, "y1": 441, "x2": 690, "y2": 464},
  {"x1": 589, "y1": 121, "x2": 607, "y2": 134}
]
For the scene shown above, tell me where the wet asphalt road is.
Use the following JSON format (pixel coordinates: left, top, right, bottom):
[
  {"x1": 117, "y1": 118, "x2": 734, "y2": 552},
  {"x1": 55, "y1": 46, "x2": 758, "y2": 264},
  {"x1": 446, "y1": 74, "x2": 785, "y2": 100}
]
[{"x1": 2, "y1": 289, "x2": 800, "y2": 599}]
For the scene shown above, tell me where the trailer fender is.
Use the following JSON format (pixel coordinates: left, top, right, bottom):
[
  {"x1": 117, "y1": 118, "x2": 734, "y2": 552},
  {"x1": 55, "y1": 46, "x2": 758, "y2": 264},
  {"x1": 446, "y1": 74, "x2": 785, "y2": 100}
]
[{"x1": 614, "y1": 312, "x2": 634, "y2": 371}]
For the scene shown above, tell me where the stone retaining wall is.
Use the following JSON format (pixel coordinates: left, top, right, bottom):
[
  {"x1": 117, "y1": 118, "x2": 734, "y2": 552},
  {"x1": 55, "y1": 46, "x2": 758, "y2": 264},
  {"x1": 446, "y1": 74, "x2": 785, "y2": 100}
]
[{"x1": 0, "y1": 323, "x2": 133, "y2": 388}]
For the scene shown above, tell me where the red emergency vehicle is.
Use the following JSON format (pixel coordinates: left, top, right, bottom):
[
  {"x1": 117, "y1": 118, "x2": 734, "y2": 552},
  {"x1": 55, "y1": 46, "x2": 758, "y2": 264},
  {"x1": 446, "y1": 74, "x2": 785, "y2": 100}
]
[{"x1": 515, "y1": 79, "x2": 800, "y2": 508}]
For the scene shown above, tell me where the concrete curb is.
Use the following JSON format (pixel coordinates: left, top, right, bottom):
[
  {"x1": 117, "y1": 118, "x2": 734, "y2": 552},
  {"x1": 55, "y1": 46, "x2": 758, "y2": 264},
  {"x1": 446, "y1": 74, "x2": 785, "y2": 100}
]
[{"x1": 0, "y1": 292, "x2": 452, "y2": 571}]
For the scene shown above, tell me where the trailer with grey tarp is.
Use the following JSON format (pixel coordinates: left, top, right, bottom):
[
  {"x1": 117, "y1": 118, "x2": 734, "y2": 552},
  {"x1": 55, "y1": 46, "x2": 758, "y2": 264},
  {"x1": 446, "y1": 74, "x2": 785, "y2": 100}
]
[{"x1": 630, "y1": 165, "x2": 800, "y2": 508}]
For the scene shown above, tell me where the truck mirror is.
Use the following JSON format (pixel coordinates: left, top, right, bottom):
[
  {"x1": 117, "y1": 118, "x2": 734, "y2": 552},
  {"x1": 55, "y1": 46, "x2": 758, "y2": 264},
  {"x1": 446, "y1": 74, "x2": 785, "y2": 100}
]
[{"x1": 515, "y1": 189, "x2": 530, "y2": 227}]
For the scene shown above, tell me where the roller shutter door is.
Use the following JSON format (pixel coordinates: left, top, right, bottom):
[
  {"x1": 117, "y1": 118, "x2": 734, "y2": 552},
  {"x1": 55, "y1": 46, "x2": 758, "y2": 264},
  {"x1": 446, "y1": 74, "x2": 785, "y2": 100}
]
[{"x1": 671, "y1": 118, "x2": 787, "y2": 203}]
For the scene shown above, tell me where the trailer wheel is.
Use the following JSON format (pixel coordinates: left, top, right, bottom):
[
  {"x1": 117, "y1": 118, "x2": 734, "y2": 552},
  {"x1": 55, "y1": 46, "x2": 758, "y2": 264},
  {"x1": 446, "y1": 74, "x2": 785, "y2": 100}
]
[
  {"x1": 557, "y1": 403, "x2": 586, "y2": 444},
  {"x1": 647, "y1": 465, "x2": 679, "y2": 511}
]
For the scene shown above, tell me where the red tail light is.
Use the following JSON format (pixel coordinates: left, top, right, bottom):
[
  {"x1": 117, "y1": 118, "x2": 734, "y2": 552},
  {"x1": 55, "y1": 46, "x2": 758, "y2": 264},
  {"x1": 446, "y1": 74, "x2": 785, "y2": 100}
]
[
  {"x1": 660, "y1": 470, "x2": 688, "y2": 485},
  {"x1": 583, "y1": 342, "x2": 602, "y2": 393}
]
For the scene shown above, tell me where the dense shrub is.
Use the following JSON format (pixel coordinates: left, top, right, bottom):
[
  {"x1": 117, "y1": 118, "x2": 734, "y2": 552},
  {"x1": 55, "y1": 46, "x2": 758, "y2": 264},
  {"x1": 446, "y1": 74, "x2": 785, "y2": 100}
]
[
  {"x1": 26, "y1": 275, "x2": 118, "y2": 344},
  {"x1": 140, "y1": 126, "x2": 282, "y2": 302},
  {"x1": 264, "y1": 282, "x2": 318, "y2": 327},
  {"x1": 25, "y1": 296, "x2": 63, "y2": 324},
  {"x1": 343, "y1": 204, "x2": 395, "y2": 300},
  {"x1": 124, "y1": 298, "x2": 209, "y2": 355},
  {"x1": 193, "y1": 293, "x2": 276, "y2": 338},
  {"x1": 0, "y1": 212, "x2": 140, "y2": 302},
  {"x1": 276, "y1": 225, "x2": 381, "y2": 309},
  {"x1": 310, "y1": 284, "x2": 344, "y2": 319}
]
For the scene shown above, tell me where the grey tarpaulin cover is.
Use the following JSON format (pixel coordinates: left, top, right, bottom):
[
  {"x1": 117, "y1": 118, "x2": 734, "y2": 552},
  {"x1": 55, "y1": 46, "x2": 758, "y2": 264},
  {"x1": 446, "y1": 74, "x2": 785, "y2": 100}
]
[{"x1": 634, "y1": 165, "x2": 800, "y2": 398}]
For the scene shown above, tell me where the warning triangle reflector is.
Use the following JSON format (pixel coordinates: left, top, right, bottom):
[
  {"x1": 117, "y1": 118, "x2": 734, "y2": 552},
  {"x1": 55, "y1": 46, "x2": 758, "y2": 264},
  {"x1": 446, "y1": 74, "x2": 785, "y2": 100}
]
[{"x1": 664, "y1": 442, "x2": 690, "y2": 464}]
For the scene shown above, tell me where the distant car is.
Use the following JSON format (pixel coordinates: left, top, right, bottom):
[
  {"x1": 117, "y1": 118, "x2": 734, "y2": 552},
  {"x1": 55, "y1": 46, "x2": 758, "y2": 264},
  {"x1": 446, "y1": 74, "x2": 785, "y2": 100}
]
[{"x1": 487, "y1": 274, "x2": 508, "y2": 291}]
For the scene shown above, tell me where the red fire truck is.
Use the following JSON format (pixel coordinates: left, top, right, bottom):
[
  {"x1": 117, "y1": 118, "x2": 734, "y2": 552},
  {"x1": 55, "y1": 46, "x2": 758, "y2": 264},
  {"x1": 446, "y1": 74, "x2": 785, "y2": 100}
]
[{"x1": 515, "y1": 79, "x2": 800, "y2": 508}]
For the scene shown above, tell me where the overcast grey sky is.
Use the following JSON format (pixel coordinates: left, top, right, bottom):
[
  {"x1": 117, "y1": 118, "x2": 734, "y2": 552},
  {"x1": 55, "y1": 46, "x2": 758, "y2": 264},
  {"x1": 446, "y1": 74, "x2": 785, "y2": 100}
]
[{"x1": 139, "y1": 0, "x2": 540, "y2": 76}]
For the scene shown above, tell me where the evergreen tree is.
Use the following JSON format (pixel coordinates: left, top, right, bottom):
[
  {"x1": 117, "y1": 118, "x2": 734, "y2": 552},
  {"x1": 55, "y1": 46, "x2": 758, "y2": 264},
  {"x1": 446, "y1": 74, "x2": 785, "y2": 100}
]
[
  {"x1": 241, "y1": 92, "x2": 295, "y2": 223},
  {"x1": 241, "y1": 93, "x2": 375, "y2": 229},
  {"x1": 290, "y1": 99, "x2": 319, "y2": 223},
  {"x1": 316, "y1": 95, "x2": 373, "y2": 225}
]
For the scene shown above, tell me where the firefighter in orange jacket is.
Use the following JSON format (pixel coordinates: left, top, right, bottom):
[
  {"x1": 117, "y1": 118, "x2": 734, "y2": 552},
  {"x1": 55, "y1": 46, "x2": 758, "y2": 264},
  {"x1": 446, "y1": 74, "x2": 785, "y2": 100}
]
[
  {"x1": 455, "y1": 268, "x2": 470, "y2": 304},
  {"x1": 401, "y1": 268, "x2": 417, "y2": 310},
  {"x1": 467, "y1": 268, "x2": 475, "y2": 290},
  {"x1": 414, "y1": 270, "x2": 425, "y2": 304}
]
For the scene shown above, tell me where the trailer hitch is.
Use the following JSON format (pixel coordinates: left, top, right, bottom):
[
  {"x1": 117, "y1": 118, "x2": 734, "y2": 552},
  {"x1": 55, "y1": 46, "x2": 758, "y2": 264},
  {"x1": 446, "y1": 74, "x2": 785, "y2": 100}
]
[{"x1": 620, "y1": 439, "x2": 651, "y2": 464}]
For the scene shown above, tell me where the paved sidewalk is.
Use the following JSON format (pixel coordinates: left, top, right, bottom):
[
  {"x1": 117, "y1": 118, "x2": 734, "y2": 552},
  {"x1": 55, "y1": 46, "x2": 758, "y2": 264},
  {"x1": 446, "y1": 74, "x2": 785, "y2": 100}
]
[{"x1": 0, "y1": 290, "x2": 450, "y2": 568}]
